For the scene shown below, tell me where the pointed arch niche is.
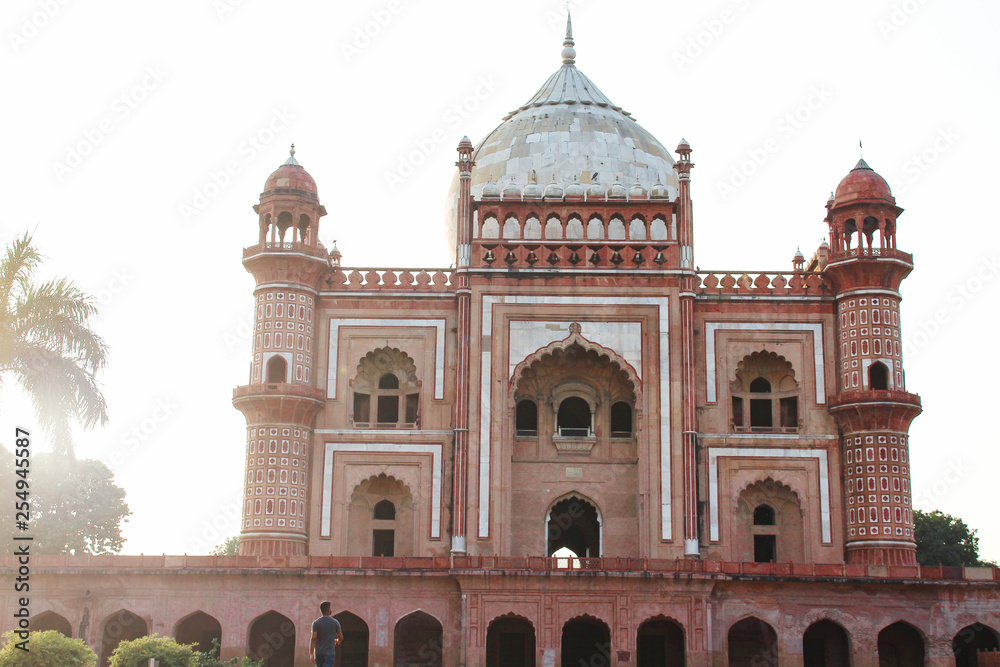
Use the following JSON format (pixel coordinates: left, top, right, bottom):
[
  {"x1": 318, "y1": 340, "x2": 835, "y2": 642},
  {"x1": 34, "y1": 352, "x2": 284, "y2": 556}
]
[
  {"x1": 505, "y1": 324, "x2": 641, "y2": 557},
  {"x1": 350, "y1": 347, "x2": 421, "y2": 429},
  {"x1": 509, "y1": 324, "x2": 641, "y2": 455},
  {"x1": 347, "y1": 473, "x2": 415, "y2": 557}
]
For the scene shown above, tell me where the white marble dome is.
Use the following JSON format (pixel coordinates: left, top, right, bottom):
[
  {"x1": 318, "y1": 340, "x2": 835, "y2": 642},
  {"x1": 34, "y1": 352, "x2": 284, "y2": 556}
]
[{"x1": 445, "y1": 19, "x2": 679, "y2": 259}]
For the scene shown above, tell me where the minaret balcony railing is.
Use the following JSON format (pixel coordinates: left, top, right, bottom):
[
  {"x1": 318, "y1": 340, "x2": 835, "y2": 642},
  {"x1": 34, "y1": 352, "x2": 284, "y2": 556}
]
[
  {"x1": 242, "y1": 242, "x2": 331, "y2": 260},
  {"x1": 827, "y1": 247, "x2": 913, "y2": 263},
  {"x1": 828, "y1": 389, "x2": 921, "y2": 408},
  {"x1": 233, "y1": 382, "x2": 326, "y2": 402}
]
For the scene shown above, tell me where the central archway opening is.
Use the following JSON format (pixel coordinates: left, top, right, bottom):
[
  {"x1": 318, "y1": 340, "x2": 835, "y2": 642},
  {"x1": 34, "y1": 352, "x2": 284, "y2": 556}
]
[
  {"x1": 393, "y1": 611, "x2": 442, "y2": 666},
  {"x1": 728, "y1": 617, "x2": 777, "y2": 667},
  {"x1": 333, "y1": 611, "x2": 369, "y2": 667},
  {"x1": 546, "y1": 495, "x2": 601, "y2": 558},
  {"x1": 561, "y1": 616, "x2": 610, "y2": 667},
  {"x1": 803, "y1": 620, "x2": 850, "y2": 667},
  {"x1": 247, "y1": 611, "x2": 295, "y2": 667},
  {"x1": 486, "y1": 615, "x2": 536, "y2": 667},
  {"x1": 175, "y1": 611, "x2": 222, "y2": 657},
  {"x1": 877, "y1": 622, "x2": 924, "y2": 667},
  {"x1": 100, "y1": 610, "x2": 148, "y2": 667},
  {"x1": 637, "y1": 617, "x2": 685, "y2": 666}
]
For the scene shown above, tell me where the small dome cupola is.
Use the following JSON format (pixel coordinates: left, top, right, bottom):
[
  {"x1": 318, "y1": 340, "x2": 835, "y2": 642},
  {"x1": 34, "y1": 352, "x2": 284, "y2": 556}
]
[
  {"x1": 832, "y1": 158, "x2": 894, "y2": 207},
  {"x1": 256, "y1": 145, "x2": 327, "y2": 247},
  {"x1": 826, "y1": 158, "x2": 902, "y2": 255},
  {"x1": 263, "y1": 144, "x2": 319, "y2": 200}
]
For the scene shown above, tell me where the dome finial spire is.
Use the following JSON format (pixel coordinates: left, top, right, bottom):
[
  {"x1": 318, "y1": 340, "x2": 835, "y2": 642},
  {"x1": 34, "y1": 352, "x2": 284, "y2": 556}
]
[
  {"x1": 561, "y1": 8, "x2": 576, "y2": 66},
  {"x1": 283, "y1": 142, "x2": 301, "y2": 166}
]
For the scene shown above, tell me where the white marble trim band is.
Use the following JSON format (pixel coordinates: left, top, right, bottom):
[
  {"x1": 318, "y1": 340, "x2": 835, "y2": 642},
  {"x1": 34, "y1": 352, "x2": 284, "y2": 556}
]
[
  {"x1": 705, "y1": 322, "x2": 826, "y2": 404},
  {"x1": 707, "y1": 447, "x2": 831, "y2": 543},
  {"x1": 327, "y1": 319, "x2": 446, "y2": 400},
  {"x1": 320, "y1": 442, "x2": 442, "y2": 538}
]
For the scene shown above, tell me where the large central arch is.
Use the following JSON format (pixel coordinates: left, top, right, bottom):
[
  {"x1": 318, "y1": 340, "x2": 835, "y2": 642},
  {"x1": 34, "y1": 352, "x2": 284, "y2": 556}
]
[{"x1": 546, "y1": 493, "x2": 602, "y2": 558}]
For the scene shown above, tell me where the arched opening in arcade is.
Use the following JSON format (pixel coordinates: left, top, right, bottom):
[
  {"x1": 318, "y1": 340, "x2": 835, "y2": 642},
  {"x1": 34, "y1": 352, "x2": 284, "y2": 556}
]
[
  {"x1": 333, "y1": 611, "x2": 369, "y2": 667},
  {"x1": 953, "y1": 623, "x2": 1000, "y2": 667},
  {"x1": 30, "y1": 610, "x2": 72, "y2": 637},
  {"x1": 877, "y1": 621, "x2": 925, "y2": 667},
  {"x1": 393, "y1": 611, "x2": 443, "y2": 666},
  {"x1": 728, "y1": 617, "x2": 777, "y2": 667},
  {"x1": 546, "y1": 494, "x2": 601, "y2": 558},
  {"x1": 100, "y1": 610, "x2": 148, "y2": 667},
  {"x1": 802, "y1": 619, "x2": 851, "y2": 667},
  {"x1": 561, "y1": 616, "x2": 611, "y2": 667},
  {"x1": 636, "y1": 616, "x2": 685, "y2": 666},
  {"x1": 486, "y1": 614, "x2": 536, "y2": 667},
  {"x1": 174, "y1": 611, "x2": 222, "y2": 656},
  {"x1": 247, "y1": 610, "x2": 295, "y2": 667}
]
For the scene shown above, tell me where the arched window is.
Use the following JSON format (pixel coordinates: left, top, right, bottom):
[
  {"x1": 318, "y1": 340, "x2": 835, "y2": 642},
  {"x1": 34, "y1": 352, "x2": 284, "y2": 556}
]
[
  {"x1": 373, "y1": 500, "x2": 396, "y2": 520},
  {"x1": 515, "y1": 399, "x2": 538, "y2": 436},
  {"x1": 749, "y1": 378, "x2": 772, "y2": 428},
  {"x1": 731, "y1": 352, "x2": 800, "y2": 433},
  {"x1": 738, "y1": 480, "x2": 804, "y2": 564},
  {"x1": 753, "y1": 504, "x2": 775, "y2": 526},
  {"x1": 351, "y1": 348, "x2": 420, "y2": 429},
  {"x1": 610, "y1": 402, "x2": 633, "y2": 437},
  {"x1": 869, "y1": 362, "x2": 889, "y2": 390},
  {"x1": 557, "y1": 397, "x2": 591, "y2": 437},
  {"x1": 265, "y1": 356, "x2": 287, "y2": 383}
]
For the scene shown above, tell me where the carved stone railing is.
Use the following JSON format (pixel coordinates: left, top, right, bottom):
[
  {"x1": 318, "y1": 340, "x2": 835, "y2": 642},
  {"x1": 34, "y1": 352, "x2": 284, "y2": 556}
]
[
  {"x1": 232, "y1": 382, "x2": 326, "y2": 402},
  {"x1": 474, "y1": 242, "x2": 676, "y2": 270},
  {"x1": 697, "y1": 271, "x2": 831, "y2": 296},
  {"x1": 325, "y1": 268, "x2": 454, "y2": 291},
  {"x1": 242, "y1": 242, "x2": 331, "y2": 260},
  {"x1": 12, "y1": 555, "x2": 999, "y2": 582},
  {"x1": 827, "y1": 247, "x2": 913, "y2": 263},
  {"x1": 828, "y1": 389, "x2": 922, "y2": 408}
]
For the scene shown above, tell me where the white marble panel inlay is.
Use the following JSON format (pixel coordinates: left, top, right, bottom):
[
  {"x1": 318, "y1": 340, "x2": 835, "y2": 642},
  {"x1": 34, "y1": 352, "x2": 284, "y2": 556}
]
[
  {"x1": 707, "y1": 447, "x2": 831, "y2": 543},
  {"x1": 507, "y1": 321, "x2": 643, "y2": 379},
  {"x1": 327, "y1": 319, "x2": 446, "y2": 400},
  {"x1": 704, "y1": 322, "x2": 826, "y2": 404},
  {"x1": 479, "y1": 295, "x2": 672, "y2": 540},
  {"x1": 321, "y1": 442, "x2": 442, "y2": 538}
]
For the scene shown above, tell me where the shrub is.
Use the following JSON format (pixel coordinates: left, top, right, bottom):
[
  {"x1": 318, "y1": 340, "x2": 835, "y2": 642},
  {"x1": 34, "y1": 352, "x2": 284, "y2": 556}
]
[
  {"x1": 109, "y1": 634, "x2": 197, "y2": 667},
  {"x1": 0, "y1": 630, "x2": 97, "y2": 667}
]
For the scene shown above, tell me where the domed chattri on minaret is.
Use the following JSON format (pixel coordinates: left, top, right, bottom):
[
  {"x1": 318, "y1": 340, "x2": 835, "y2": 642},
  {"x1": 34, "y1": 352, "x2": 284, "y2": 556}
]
[
  {"x1": 825, "y1": 158, "x2": 922, "y2": 566},
  {"x1": 234, "y1": 145, "x2": 330, "y2": 557}
]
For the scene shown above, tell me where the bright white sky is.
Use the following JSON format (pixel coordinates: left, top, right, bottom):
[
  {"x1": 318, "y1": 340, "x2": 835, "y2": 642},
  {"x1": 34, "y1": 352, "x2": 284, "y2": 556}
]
[{"x1": 1, "y1": 0, "x2": 998, "y2": 561}]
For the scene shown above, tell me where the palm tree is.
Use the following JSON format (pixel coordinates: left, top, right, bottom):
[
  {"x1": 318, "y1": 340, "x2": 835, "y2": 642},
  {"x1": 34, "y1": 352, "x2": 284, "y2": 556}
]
[{"x1": 0, "y1": 232, "x2": 108, "y2": 459}]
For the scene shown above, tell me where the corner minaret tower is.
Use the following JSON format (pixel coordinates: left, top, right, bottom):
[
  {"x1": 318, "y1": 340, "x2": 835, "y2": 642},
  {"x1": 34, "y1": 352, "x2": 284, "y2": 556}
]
[
  {"x1": 824, "y1": 159, "x2": 922, "y2": 565},
  {"x1": 234, "y1": 146, "x2": 329, "y2": 556}
]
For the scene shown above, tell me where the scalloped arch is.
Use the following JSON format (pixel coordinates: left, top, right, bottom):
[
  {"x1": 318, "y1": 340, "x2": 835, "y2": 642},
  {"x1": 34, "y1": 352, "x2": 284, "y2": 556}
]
[
  {"x1": 735, "y1": 350, "x2": 796, "y2": 382},
  {"x1": 508, "y1": 325, "x2": 642, "y2": 403}
]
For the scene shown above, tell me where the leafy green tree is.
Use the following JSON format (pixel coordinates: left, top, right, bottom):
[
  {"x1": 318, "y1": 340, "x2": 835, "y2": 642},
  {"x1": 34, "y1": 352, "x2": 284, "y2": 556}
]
[
  {"x1": 0, "y1": 232, "x2": 109, "y2": 460},
  {"x1": 109, "y1": 634, "x2": 197, "y2": 667},
  {"x1": 0, "y1": 630, "x2": 97, "y2": 667},
  {"x1": 209, "y1": 536, "x2": 241, "y2": 556},
  {"x1": 0, "y1": 447, "x2": 130, "y2": 554},
  {"x1": 914, "y1": 509, "x2": 993, "y2": 566}
]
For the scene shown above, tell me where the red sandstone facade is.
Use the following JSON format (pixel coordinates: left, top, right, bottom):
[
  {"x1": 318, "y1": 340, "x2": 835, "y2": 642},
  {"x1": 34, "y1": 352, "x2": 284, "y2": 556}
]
[{"x1": 6, "y1": 20, "x2": 1000, "y2": 667}]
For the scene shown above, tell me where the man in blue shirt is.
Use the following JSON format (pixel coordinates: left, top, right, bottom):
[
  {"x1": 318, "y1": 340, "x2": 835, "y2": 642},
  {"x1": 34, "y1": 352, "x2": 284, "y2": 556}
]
[{"x1": 309, "y1": 601, "x2": 343, "y2": 667}]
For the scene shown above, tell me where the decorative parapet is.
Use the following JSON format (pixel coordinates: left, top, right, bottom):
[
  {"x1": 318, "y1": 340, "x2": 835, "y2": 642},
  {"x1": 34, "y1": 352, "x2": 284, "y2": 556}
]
[
  {"x1": 696, "y1": 271, "x2": 831, "y2": 296},
  {"x1": 11, "y1": 554, "x2": 999, "y2": 582},
  {"x1": 232, "y1": 383, "x2": 326, "y2": 402},
  {"x1": 828, "y1": 389, "x2": 922, "y2": 409},
  {"x1": 473, "y1": 242, "x2": 676, "y2": 270},
  {"x1": 242, "y1": 242, "x2": 331, "y2": 260},
  {"x1": 324, "y1": 268, "x2": 454, "y2": 292},
  {"x1": 827, "y1": 247, "x2": 913, "y2": 263}
]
